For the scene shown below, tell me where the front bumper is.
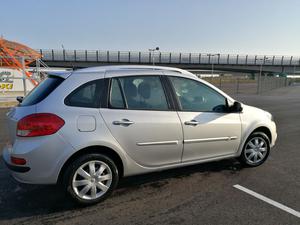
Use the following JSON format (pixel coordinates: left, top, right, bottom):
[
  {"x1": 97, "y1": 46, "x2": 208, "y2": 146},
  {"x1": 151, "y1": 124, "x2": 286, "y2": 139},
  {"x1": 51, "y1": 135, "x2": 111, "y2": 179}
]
[{"x1": 270, "y1": 121, "x2": 277, "y2": 148}]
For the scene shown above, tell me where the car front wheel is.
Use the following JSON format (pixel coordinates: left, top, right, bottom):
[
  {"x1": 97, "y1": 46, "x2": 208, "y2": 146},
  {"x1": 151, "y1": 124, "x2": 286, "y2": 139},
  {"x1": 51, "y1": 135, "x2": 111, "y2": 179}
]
[{"x1": 239, "y1": 132, "x2": 270, "y2": 167}]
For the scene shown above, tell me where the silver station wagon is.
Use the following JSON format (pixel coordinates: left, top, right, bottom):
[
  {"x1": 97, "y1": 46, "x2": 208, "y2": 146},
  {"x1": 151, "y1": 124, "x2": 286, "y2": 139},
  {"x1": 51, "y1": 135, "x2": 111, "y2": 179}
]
[{"x1": 3, "y1": 65, "x2": 277, "y2": 205}]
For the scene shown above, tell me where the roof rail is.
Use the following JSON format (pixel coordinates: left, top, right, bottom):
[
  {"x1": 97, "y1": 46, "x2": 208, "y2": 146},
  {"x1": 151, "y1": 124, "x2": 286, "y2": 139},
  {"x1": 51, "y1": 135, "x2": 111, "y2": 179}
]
[{"x1": 76, "y1": 65, "x2": 195, "y2": 77}]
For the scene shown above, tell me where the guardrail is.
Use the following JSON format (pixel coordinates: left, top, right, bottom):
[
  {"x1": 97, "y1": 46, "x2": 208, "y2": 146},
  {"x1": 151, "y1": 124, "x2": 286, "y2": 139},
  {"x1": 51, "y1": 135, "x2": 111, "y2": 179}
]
[{"x1": 38, "y1": 49, "x2": 300, "y2": 66}]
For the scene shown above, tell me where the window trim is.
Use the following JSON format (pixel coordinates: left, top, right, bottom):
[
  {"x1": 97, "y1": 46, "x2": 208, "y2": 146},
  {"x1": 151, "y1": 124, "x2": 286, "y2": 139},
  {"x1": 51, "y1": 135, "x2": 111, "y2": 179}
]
[
  {"x1": 160, "y1": 76, "x2": 176, "y2": 110},
  {"x1": 167, "y1": 76, "x2": 229, "y2": 113},
  {"x1": 108, "y1": 77, "x2": 127, "y2": 109},
  {"x1": 162, "y1": 76, "x2": 181, "y2": 111},
  {"x1": 100, "y1": 78, "x2": 110, "y2": 108},
  {"x1": 64, "y1": 79, "x2": 104, "y2": 108},
  {"x1": 108, "y1": 75, "x2": 174, "y2": 111}
]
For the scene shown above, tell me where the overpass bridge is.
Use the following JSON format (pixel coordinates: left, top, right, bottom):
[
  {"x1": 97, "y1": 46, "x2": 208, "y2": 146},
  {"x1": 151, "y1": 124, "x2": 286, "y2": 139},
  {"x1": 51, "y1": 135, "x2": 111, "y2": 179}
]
[{"x1": 36, "y1": 49, "x2": 300, "y2": 75}]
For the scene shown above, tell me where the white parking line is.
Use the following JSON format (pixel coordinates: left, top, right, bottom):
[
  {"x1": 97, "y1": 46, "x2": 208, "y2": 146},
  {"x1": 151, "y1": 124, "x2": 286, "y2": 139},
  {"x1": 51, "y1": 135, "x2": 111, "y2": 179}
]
[{"x1": 233, "y1": 184, "x2": 300, "y2": 218}]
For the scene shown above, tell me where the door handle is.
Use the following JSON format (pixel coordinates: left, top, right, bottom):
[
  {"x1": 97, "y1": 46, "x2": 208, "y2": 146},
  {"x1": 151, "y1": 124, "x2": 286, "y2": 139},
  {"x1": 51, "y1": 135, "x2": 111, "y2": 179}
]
[
  {"x1": 184, "y1": 120, "x2": 200, "y2": 126},
  {"x1": 113, "y1": 119, "x2": 134, "y2": 126}
]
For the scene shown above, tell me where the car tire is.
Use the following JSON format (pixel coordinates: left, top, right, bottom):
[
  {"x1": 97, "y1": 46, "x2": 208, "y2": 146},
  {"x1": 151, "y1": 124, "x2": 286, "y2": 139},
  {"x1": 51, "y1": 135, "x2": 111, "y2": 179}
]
[
  {"x1": 62, "y1": 153, "x2": 119, "y2": 205},
  {"x1": 239, "y1": 132, "x2": 270, "y2": 167}
]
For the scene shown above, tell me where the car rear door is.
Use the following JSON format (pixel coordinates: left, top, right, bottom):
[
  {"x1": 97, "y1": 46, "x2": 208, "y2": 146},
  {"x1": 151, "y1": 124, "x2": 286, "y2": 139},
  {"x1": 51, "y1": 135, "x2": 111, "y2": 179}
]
[{"x1": 100, "y1": 70, "x2": 183, "y2": 167}]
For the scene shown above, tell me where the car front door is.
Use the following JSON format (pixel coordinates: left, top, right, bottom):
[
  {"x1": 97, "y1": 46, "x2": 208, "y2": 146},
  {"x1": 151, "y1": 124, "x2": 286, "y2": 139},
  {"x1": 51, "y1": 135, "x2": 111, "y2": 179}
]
[
  {"x1": 168, "y1": 75, "x2": 242, "y2": 162},
  {"x1": 100, "y1": 71, "x2": 183, "y2": 167}
]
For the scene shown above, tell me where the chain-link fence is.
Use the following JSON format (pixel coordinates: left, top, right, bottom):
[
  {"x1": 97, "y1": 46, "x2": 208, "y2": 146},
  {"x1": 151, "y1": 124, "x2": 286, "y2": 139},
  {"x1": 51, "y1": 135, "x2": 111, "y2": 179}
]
[{"x1": 202, "y1": 76, "x2": 292, "y2": 95}]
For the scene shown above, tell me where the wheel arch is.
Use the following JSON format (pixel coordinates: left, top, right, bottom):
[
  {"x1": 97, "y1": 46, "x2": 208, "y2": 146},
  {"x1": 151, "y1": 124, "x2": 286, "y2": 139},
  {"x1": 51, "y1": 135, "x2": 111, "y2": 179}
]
[
  {"x1": 251, "y1": 126, "x2": 272, "y2": 143},
  {"x1": 57, "y1": 145, "x2": 124, "y2": 184},
  {"x1": 238, "y1": 125, "x2": 272, "y2": 156}
]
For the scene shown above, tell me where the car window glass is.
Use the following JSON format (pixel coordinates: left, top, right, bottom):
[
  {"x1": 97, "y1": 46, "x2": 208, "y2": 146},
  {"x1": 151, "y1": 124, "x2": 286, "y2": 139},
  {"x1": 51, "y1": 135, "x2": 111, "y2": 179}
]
[
  {"x1": 169, "y1": 76, "x2": 227, "y2": 112},
  {"x1": 110, "y1": 76, "x2": 169, "y2": 110},
  {"x1": 65, "y1": 79, "x2": 103, "y2": 108},
  {"x1": 21, "y1": 76, "x2": 64, "y2": 106},
  {"x1": 110, "y1": 79, "x2": 125, "y2": 108}
]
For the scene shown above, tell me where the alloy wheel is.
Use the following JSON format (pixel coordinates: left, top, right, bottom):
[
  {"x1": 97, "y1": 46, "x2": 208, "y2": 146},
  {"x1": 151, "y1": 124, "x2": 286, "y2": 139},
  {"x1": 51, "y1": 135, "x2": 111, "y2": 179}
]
[
  {"x1": 244, "y1": 137, "x2": 268, "y2": 165},
  {"x1": 72, "y1": 160, "x2": 113, "y2": 200}
]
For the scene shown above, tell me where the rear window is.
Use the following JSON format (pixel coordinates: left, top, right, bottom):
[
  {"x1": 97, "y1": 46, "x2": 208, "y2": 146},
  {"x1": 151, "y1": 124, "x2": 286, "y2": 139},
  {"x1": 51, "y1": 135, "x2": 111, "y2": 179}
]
[{"x1": 20, "y1": 76, "x2": 64, "y2": 106}]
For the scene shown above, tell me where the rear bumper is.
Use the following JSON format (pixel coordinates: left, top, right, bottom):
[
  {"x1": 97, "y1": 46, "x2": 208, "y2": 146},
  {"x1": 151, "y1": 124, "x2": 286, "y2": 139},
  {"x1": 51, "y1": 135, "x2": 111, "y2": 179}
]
[
  {"x1": 2, "y1": 146, "x2": 31, "y2": 177},
  {"x1": 2, "y1": 146, "x2": 30, "y2": 172},
  {"x1": 3, "y1": 160, "x2": 30, "y2": 173},
  {"x1": 2, "y1": 133, "x2": 75, "y2": 184}
]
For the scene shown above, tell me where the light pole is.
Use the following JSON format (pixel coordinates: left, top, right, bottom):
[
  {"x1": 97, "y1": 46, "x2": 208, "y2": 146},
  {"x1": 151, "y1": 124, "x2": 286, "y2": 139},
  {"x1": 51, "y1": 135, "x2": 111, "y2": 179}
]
[
  {"x1": 255, "y1": 57, "x2": 270, "y2": 94},
  {"x1": 62, "y1": 44, "x2": 66, "y2": 60},
  {"x1": 21, "y1": 56, "x2": 27, "y2": 96},
  {"x1": 207, "y1": 53, "x2": 220, "y2": 78},
  {"x1": 149, "y1": 47, "x2": 159, "y2": 65}
]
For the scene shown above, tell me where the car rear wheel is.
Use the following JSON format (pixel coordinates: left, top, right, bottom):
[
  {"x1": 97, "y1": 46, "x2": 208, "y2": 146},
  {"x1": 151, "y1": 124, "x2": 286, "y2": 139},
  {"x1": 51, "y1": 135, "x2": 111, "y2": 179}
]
[
  {"x1": 63, "y1": 154, "x2": 119, "y2": 205},
  {"x1": 239, "y1": 132, "x2": 270, "y2": 167}
]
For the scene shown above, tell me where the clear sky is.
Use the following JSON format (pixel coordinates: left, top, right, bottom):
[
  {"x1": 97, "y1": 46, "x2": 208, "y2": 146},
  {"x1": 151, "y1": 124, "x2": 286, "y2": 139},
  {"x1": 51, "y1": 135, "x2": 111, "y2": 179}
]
[{"x1": 1, "y1": 0, "x2": 300, "y2": 55}]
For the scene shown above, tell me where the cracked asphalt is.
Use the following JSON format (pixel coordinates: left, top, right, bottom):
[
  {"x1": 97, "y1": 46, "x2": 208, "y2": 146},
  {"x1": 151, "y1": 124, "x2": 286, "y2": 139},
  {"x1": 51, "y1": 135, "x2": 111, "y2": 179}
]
[{"x1": 0, "y1": 85, "x2": 299, "y2": 225}]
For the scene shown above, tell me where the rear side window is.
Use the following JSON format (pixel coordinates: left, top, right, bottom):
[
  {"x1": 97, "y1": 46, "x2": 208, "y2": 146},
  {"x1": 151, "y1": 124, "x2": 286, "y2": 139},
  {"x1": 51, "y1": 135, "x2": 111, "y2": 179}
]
[
  {"x1": 21, "y1": 76, "x2": 64, "y2": 106},
  {"x1": 110, "y1": 76, "x2": 169, "y2": 110},
  {"x1": 110, "y1": 79, "x2": 125, "y2": 108},
  {"x1": 65, "y1": 79, "x2": 104, "y2": 108}
]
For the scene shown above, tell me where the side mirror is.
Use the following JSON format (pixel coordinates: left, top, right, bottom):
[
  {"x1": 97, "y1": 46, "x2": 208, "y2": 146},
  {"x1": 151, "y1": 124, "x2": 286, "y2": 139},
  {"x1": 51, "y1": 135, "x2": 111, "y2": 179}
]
[
  {"x1": 229, "y1": 101, "x2": 243, "y2": 113},
  {"x1": 16, "y1": 96, "x2": 23, "y2": 103}
]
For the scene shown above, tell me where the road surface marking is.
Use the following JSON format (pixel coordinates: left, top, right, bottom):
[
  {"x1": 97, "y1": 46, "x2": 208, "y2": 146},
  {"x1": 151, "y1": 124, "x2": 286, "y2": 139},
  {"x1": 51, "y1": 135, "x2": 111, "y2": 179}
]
[{"x1": 233, "y1": 184, "x2": 300, "y2": 218}]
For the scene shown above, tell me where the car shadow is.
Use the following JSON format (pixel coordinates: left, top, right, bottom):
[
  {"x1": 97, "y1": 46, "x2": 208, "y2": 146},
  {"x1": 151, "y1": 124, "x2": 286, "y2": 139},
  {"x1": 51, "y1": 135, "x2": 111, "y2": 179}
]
[
  {"x1": 0, "y1": 158, "x2": 243, "y2": 221},
  {"x1": 118, "y1": 158, "x2": 242, "y2": 189}
]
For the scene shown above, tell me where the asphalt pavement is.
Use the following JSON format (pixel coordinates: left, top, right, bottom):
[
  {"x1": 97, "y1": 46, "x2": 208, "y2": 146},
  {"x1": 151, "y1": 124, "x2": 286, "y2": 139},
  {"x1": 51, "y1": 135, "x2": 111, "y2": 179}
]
[{"x1": 0, "y1": 85, "x2": 299, "y2": 225}]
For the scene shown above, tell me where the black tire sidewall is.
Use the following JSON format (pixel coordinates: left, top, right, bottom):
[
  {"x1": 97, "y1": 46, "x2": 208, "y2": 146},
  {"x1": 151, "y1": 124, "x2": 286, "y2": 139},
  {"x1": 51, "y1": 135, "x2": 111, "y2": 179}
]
[
  {"x1": 63, "y1": 153, "x2": 119, "y2": 205},
  {"x1": 240, "y1": 132, "x2": 270, "y2": 167}
]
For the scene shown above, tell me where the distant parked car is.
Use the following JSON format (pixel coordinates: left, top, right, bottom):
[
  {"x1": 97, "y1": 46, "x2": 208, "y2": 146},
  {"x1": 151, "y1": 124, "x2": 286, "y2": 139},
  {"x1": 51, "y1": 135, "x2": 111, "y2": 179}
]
[{"x1": 2, "y1": 66, "x2": 277, "y2": 205}]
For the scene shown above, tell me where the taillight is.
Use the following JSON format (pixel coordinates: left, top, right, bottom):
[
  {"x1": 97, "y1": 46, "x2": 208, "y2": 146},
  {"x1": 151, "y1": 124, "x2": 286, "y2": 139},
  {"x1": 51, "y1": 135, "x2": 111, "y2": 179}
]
[{"x1": 17, "y1": 113, "x2": 65, "y2": 137}]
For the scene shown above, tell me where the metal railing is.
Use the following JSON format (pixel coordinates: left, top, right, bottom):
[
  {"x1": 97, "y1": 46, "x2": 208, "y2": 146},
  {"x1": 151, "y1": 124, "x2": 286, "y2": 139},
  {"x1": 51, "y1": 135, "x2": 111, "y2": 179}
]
[{"x1": 38, "y1": 49, "x2": 300, "y2": 66}]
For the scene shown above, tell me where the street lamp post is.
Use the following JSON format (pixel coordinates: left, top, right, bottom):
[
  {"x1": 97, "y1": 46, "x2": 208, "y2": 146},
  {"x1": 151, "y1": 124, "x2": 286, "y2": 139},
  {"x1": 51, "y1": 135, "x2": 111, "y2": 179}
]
[
  {"x1": 20, "y1": 56, "x2": 27, "y2": 96},
  {"x1": 149, "y1": 47, "x2": 159, "y2": 65},
  {"x1": 255, "y1": 57, "x2": 270, "y2": 94},
  {"x1": 207, "y1": 54, "x2": 220, "y2": 78}
]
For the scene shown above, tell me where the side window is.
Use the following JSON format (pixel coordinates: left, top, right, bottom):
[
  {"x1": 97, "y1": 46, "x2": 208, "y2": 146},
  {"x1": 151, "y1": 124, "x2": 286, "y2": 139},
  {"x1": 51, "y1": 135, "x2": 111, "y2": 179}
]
[
  {"x1": 110, "y1": 79, "x2": 125, "y2": 108},
  {"x1": 65, "y1": 79, "x2": 104, "y2": 108},
  {"x1": 110, "y1": 76, "x2": 169, "y2": 110},
  {"x1": 169, "y1": 77, "x2": 227, "y2": 112}
]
